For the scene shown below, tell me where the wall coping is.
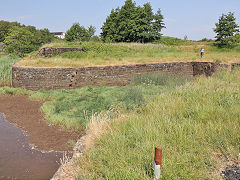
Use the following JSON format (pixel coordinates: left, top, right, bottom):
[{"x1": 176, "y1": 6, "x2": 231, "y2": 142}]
[{"x1": 13, "y1": 61, "x2": 224, "y2": 69}]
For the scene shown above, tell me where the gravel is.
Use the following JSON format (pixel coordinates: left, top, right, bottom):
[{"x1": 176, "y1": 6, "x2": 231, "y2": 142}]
[{"x1": 221, "y1": 165, "x2": 240, "y2": 180}]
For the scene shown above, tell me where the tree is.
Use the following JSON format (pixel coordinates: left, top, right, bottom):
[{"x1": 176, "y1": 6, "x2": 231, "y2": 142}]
[
  {"x1": 101, "y1": 8, "x2": 121, "y2": 42},
  {"x1": 87, "y1": 25, "x2": 96, "y2": 40},
  {"x1": 38, "y1": 29, "x2": 54, "y2": 44},
  {"x1": 1, "y1": 20, "x2": 53, "y2": 56},
  {"x1": 3, "y1": 26, "x2": 37, "y2": 57},
  {"x1": 214, "y1": 12, "x2": 239, "y2": 48},
  {"x1": 0, "y1": 20, "x2": 21, "y2": 42},
  {"x1": 184, "y1": 35, "x2": 188, "y2": 40},
  {"x1": 65, "y1": 23, "x2": 96, "y2": 42},
  {"x1": 152, "y1": 9, "x2": 165, "y2": 39},
  {"x1": 101, "y1": 0, "x2": 165, "y2": 43}
]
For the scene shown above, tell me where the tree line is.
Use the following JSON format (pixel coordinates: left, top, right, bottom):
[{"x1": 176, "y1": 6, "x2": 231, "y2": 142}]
[
  {"x1": 1, "y1": 0, "x2": 240, "y2": 57},
  {"x1": 0, "y1": 21, "x2": 53, "y2": 56}
]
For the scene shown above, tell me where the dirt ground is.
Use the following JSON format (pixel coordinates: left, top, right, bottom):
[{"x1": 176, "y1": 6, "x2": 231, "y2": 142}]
[{"x1": 0, "y1": 95, "x2": 84, "y2": 152}]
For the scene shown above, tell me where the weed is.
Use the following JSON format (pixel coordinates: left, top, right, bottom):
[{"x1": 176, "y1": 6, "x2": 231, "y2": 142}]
[{"x1": 0, "y1": 56, "x2": 19, "y2": 86}]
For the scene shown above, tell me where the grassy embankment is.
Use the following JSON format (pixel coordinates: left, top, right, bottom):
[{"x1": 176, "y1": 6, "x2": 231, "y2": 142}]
[
  {"x1": 0, "y1": 55, "x2": 192, "y2": 129},
  {"x1": 17, "y1": 41, "x2": 240, "y2": 67},
  {"x1": 1, "y1": 42, "x2": 239, "y2": 179},
  {"x1": 74, "y1": 70, "x2": 240, "y2": 179}
]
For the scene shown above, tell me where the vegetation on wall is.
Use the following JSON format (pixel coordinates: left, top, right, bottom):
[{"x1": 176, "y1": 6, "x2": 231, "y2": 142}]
[{"x1": 18, "y1": 41, "x2": 240, "y2": 68}]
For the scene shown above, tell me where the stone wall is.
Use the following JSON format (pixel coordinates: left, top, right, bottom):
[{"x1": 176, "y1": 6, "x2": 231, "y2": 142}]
[
  {"x1": 0, "y1": 53, "x2": 8, "y2": 57},
  {"x1": 192, "y1": 62, "x2": 229, "y2": 76},
  {"x1": 12, "y1": 62, "x2": 229, "y2": 90},
  {"x1": 37, "y1": 47, "x2": 83, "y2": 57}
]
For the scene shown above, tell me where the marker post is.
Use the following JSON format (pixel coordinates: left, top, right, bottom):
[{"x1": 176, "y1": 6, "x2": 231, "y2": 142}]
[{"x1": 154, "y1": 146, "x2": 162, "y2": 179}]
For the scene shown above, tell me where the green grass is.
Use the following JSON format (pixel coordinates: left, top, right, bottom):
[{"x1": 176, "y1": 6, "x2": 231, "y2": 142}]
[
  {"x1": 1, "y1": 47, "x2": 239, "y2": 179},
  {"x1": 0, "y1": 55, "x2": 20, "y2": 86},
  {"x1": 154, "y1": 36, "x2": 191, "y2": 46},
  {"x1": 0, "y1": 72, "x2": 191, "y2": 130},
  {"x1": 75, "y1": 70, "x2": 240, "y2": 179},
  {"x1": 0, "y1": 53, "x2": 191, "y2": 131},
  {"x1": 17, "y1": 41, "x2": 240, "y2": 67}
]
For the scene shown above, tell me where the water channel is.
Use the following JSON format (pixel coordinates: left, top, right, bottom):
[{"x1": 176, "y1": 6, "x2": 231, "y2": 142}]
[{"x1": 0, "y1": 113, "x2": 67, "y2": 180}]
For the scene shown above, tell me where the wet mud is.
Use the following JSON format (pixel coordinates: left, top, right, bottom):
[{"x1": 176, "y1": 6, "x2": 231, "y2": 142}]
[{"x1": 0, "y1": 113, "x2": 68, "y2": 180}]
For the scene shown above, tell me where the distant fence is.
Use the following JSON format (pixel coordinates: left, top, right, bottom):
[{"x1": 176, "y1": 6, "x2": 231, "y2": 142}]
[{"x1": 12, "y1": 61, "x2": 230, "y2": 90}]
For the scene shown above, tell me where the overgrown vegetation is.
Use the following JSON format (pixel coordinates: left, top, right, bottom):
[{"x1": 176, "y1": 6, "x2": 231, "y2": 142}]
[
  {"x1": 0, "y1": 56, "x2": 20, "y2": 86},
  {"x1": 35, "y1": 72, "x2": 191, "y2": 129},
  {"x1": 0, "y1": 58, "x2": 191, "y2": 130},
  {"x1": 18, "y1": 41, "x2": 240, "y2": 67},
  {"x1": 154, "y1": 36, "x2": 190, "y2": 46},
  {"x1": 75, "y1": 70, "x2": 240, "y2": 179}
]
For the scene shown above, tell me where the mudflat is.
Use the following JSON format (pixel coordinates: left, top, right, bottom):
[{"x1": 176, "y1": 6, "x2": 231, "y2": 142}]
[
  {"x1": 0, "y1": 95, "x2": 83, "y2": 151},
  {"x1": 0, "y1": 113, "x2": 65, "y2": 180}
]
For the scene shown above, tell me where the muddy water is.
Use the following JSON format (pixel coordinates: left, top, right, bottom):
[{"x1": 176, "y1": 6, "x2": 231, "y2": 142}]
[{"x1": 0, "y1": 113, "x2": 69, "y2": 180}]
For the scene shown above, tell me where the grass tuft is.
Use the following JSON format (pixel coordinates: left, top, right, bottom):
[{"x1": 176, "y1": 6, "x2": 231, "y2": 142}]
[{"x1": 0, "y1": 56, "x2": 20, "y2": 86}]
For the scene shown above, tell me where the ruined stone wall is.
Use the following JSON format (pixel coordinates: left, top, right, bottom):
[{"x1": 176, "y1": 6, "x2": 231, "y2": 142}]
[
  {"x1": 0, "y1": 53, "x2": 8, "y2": 57},
  {"x1": 192, "y1": 62, "x2": 229, "y2": 76},
  {"x1": 12, "y1": 62, "x2": 229, "y2": 90},
  {"x1": 37, "y1": 47, "x2": 83, "y2": 57}
]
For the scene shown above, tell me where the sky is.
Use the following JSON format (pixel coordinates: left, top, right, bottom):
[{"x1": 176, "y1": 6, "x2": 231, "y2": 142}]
[{"x1": 1, "y1": 0, "x2": 240, "y2": 40}]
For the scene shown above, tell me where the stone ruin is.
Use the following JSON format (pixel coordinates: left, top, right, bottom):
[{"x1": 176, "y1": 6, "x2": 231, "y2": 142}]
[{"x1": 37, "y1": 47, "x2": 83, "y2": 57}]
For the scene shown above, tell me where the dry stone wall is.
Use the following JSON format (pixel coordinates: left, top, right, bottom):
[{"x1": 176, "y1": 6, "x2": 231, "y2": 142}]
[
  {"x1": 0, "y1": 53, "x2": 8, "y2": 57},
  {"x1": 12, "y1": 62, "x2": 229, "y2": 90},
  {"x1": 37, "y1": 47, "x2": 83, "y2": 57}
]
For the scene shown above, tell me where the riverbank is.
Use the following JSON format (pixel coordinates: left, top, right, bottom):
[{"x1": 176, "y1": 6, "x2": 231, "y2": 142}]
[{"x1": 0, "y1": 95, "x2": 83, "y2": 151}]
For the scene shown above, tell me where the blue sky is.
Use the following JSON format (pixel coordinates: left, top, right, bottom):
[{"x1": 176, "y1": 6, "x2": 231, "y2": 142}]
[{"x1": 1, "y1": 0, "x2": 240, "y2": 40}]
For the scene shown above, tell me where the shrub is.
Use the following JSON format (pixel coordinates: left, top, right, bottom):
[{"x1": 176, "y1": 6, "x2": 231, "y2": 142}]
[
  {"x1": 154, "y1": 36, "x2": 189, "y2": 46},
  {"x1": 4, "y1": 26, "x2": 53, "y2": 57}
]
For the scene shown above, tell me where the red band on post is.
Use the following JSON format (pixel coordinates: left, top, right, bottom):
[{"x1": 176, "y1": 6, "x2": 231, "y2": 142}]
[{"x1": 155, "y1": 146, "x2": 162, "y2": 166}]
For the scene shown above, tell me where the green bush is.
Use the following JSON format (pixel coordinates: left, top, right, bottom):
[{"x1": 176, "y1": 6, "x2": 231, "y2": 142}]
[
  {"x1": 3, "y1": 26, "x2": 53, "y2": 57},
  {"x1": 154, "y1": 36, "x2": 189, "y2": 46}
]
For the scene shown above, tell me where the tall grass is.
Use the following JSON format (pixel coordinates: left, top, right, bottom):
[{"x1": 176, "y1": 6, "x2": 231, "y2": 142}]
[
  {"x1": 0, "y1": 56, "x2": 20, "y2": 86},
  {"x1": 17, "y1": 41, "x2": 240, "y2": 67},
  {"x1": 75, "y1": 70, "x2": 240, "y2": 179},
  {"x1": 154, "y1": 36, "x2": 191, "y2": 46}
]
